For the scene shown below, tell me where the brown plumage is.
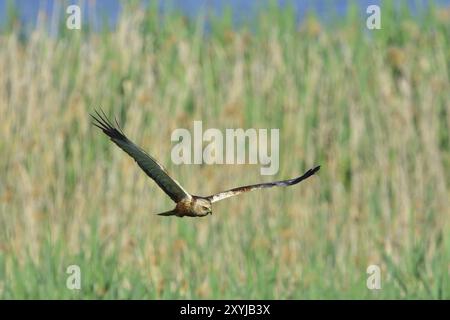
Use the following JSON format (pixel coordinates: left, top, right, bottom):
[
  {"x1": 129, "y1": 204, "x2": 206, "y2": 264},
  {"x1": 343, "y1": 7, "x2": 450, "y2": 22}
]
[{"x1": 91, "y1": 110, "x2": 320, "y2": 218}]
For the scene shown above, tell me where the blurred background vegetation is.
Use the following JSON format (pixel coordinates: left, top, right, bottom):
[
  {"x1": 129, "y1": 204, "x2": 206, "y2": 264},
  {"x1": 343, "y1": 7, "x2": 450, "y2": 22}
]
[{"x1": 0, "y1": 0, "x2": 449, "y2": 298}]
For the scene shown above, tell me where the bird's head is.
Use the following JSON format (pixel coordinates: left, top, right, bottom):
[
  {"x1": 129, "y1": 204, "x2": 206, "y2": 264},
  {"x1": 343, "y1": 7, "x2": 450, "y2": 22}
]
[{"x1": 194, "y1": 198, "x2": 212, "y2": 217}]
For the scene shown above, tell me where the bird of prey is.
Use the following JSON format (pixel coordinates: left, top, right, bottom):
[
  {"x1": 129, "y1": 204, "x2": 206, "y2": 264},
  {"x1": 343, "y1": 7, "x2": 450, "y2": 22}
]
[{"x1": 91, "y1": 110, "x2": 320, "y2": 218}]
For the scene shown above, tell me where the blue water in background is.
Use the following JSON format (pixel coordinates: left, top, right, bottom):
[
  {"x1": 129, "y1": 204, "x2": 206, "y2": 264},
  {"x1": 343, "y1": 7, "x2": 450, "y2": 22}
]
[{"x1": 1, "y1": 0, "x2": 449, "y2": 32}]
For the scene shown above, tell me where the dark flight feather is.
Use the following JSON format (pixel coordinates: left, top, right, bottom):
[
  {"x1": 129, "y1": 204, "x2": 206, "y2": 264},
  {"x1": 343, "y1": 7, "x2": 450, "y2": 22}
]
[{"x1": 91, "y1": 110, "x2": 191, "y2": 203}]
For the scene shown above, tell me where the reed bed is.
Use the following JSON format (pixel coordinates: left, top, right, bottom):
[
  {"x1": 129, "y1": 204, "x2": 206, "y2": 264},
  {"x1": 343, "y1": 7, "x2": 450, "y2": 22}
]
[{"x1": 0, "y1": 1, "x2": 449, "y2": 298}]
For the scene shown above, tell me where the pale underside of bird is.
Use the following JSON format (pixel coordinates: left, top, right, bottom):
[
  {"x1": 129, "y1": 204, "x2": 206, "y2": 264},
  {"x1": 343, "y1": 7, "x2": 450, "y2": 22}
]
[{"x1": 91, "y1": 110, "x2": 320, "y2": 218}]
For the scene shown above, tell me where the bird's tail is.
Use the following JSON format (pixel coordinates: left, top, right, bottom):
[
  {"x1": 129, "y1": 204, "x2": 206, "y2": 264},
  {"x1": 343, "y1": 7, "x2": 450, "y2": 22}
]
[{"x1": 157, "y1": 210, "x2": 176, "y2": 216}]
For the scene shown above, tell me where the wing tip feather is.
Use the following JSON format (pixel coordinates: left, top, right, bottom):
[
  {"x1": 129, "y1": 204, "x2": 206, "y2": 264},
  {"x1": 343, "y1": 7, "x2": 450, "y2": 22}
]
[
  {"x1": 311, "y1": 165, "x2": 321, "y2": 175},
  {"x1": 297, "y1": 165, "x2": 320, "y2": 182},
  {"x1": 90, "y1": 108, "x2": 126, "y2": 141}
]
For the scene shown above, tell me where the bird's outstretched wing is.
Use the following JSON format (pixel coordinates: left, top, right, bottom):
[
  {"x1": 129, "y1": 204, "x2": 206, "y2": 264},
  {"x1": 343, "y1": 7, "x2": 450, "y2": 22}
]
[
  {"x1": 205, "y1": 166, "x2": 320, "y2": 203},
  {"x1": 91, "y1": 110, "x2": 191, "y2": 203}
]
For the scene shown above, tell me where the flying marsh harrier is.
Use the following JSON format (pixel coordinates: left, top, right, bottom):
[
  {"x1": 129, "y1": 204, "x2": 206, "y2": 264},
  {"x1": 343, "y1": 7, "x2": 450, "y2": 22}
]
[{"x1": 91, "y1": 110, "x2": 320, "y2": 218}]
